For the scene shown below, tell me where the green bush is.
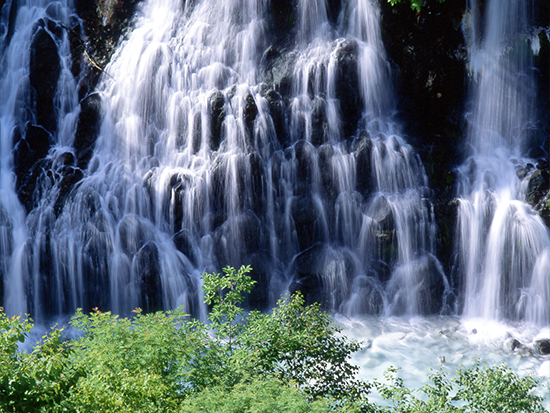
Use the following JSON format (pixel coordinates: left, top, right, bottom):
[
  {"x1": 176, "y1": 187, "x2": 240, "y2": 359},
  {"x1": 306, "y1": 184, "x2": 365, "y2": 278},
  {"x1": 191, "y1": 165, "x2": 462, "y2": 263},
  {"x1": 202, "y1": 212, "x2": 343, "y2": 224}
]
[
  {"x1": 179, "y1": 377, "x2": 333, "y2": 413},
  {"x1": 0, "y1": 265, "x2": 547, "y2": 413},
  {"x1": 374, "y1": 363, "x2": 546, "y2": 413},
  {"x1": 65, "y1": 307, "x2": 206, "y2": 412},
  {"x1": 0, "y1": 312, "x2": 80, "y2": 412}
]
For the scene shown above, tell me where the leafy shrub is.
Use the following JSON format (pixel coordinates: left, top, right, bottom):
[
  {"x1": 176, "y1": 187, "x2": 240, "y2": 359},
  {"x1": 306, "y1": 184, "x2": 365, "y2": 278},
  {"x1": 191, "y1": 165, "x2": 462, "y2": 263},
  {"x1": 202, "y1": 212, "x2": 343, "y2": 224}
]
[
  {"x1": 179, "y1": 377, "x2": 333, "y2": 413},
  {"x1": 65, "y1": 307, "x2": 205, "y2": 412},
  {"x1": 0, "y1": 311, "x2": 79, "y2": 412},
  {"x1": 0, "y1": 266, "x2": 547, "y2": 413},
  {"x1": 375, "y1": 363, "x2": 547, "y2": 413}
]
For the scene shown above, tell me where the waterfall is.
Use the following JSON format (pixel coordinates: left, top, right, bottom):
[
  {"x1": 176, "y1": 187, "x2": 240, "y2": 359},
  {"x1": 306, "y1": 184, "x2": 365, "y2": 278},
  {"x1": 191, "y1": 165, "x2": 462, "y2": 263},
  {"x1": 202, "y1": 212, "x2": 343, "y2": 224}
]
[
  {"x1": 0, "y1": 0, "x2": 448, "y2": 319},
  {"x1": 457, "y1": 0, "x2": 550, "y2": 325},
  {"x1": 0, "y1": 0, "x2": 79, "y2": 317}
]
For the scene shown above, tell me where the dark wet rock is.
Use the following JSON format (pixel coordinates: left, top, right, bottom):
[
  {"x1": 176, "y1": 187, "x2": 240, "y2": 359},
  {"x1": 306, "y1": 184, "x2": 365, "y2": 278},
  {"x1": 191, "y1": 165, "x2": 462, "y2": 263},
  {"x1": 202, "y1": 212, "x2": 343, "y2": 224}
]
[
  {"x1": 13, "y1": 125, "x2": 52, "y2": 212},
  {"x1": 289, "y1": 274, "x2": 324, "y2": 306},
  {"x1": 333, "y1": 37, "x2": 361, "y2": 139},
  {"x1": 82, "y1": 213, "x2": 114, "y2": 312},
  {"x1": 249, "y1": 152, "x2": 265, "y2": 214},
  {"x1": 269, "y1": 0, "x2": 294, "y2": 39},
  {"x1": 75, "y1": 0, "x2": 143, "y2": 93},
  {"x1": 192, "y1": 111, "x2": 202, "y2": 153},
  {"x1": 209, "y1": 90, "x2": 225, "y2": 150},
  {"x1": 29, "y1": 25, "x2": 61, "y2": 132},
  {"x1": 260, "y1": 86, "x2": 287, "y2": 146},
  {"x1": 173, "y1": 229, "x2": 198, "y2": 267},
  {"x1": 292, "y1": 195, "x2": 321, "y2": 250},
  {"x1": 290, "y1": 244, "x2": 327, "y2": 305},
  {"x1": 244, "y1": 93, "x2": 258, "y2": 134},
  {"x1": 214, "y1": 210, "x2": 264, "y2": 265},
  {"x1": 54, "y1": 167, "x2": 85, "y2": 216},
  {"x1": 244, "y1": 250, "x2": 273, "y2": 310},
  {"x1": 535, "y1": 338, "x2": 550, "y2": 355},
  {"x1": 67, "y1": 17, "x2": 87, "y2": 79},
  {"x1": 516, "y1": 165, "x2": 528, "y2": 180},
  {"x1": 504, "y1": 337, "x2": 523, "y2": 352},
  {"x1": 527, "y1": 168, "x2": 550, "y2": 225},
  {"x1": 318, "y1": 143, "x2": 336, "y2": 200},
  {"x1": 75, "y1": 93, "x2": 102, "y2": 169},
  {"x1": 293, "y1": 140, "x2": 317, "y2": 186},
  {"x1": 290, "y1": 244, "x2": 355, "y2": 307},
  {"x1": 380, "y1": 0, "x2": 467, "y2": 141},
  {"x1": 326, "y1": 0, "x2": 342, "y2": 25},
  {"x1": 311, "y1": 97, "x2": 327, "y2": 146},
  {"x1": 262, "y1": 45, "x2": 297, "y2": 99},
  {"x1": 355, "y1": 132, "x2": 373, "y2": 195},
  {"x1": 117, "y1": 214, "x2": 156, "y2": 255},
  {"x1": 134, "y1": 241, "x2": 163, "y2": 312},
  {"x1": 168, "y1": 172, "x2": 195, "y2": 232},
  {"x1": 347, "y1": 275, "x2": 385, "y2": 315},
  {"x1": 388, "y1": 254, "x2": 448, "y2": 315},
  {"x1": 5, "y1": 0, "x2": 19, "y2": 45},
  {"x1": 534, "y1": 0, "x2": 550, "y2": 28},
  {"x1": 380, "y1": 0, "x2": 467, "y2": 279}
]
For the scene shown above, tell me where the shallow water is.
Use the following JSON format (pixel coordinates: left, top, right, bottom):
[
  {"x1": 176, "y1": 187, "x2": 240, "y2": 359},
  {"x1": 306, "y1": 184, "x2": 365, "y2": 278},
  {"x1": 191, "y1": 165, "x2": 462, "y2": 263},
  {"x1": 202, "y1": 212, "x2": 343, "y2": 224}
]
[{"x1": 339, "y1": 315, "x2": 550, "y2": 409}]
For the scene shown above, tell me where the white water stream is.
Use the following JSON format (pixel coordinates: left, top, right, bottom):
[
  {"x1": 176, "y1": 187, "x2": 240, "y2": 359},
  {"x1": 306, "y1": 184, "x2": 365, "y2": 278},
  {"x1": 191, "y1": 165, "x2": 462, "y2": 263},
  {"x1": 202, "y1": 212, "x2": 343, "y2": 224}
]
[{"x1": 0, "y1": 0, "x2": 548, "y2": 405}]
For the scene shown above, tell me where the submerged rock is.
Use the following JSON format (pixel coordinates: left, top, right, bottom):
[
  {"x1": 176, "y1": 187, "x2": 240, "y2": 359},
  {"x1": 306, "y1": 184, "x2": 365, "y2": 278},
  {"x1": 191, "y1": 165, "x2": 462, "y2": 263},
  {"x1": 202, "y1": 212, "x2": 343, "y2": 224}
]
[{"x1": 535, "y1": 338, "x2": 550, "y2": 355}]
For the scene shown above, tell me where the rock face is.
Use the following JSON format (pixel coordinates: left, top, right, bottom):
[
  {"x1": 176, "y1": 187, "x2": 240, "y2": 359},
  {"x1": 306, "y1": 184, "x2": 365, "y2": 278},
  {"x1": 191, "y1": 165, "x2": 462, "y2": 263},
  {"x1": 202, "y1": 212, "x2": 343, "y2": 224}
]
[
  {"x1": 380, "y1": 0, "x2": 468, "y2": 280},
  {"x1": 535, "y1": 338, "x2": 550, "y2": 355},
  {"x1": 3, "y1": 0, "x2": 550, "y2": 318},
  {"x1": 75, "y1": 93, "x2": 103, "y2": 169},
  {"x1": 75, "y1": 0, "x2": 143, "y2": 94},
  {"x1": 29, "y1": 24, "x2": 61, "y2": 132}
]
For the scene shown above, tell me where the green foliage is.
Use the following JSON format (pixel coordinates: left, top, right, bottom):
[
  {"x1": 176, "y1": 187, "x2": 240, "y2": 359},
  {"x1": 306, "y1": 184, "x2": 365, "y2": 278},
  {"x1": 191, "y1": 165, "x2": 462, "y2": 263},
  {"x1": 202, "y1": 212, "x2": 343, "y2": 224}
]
[
  {"x1": 202, "y1": 264, "x2": 255, "y2": 348},
  {"x1": 387, "y1": 0, "x2": 445, "y2": 11},
  {"x1": 0, "y1": 268, "x2": 547, "y2": 413},
  {"x1": 243, "y1": 294, "x2": 371, "y2": 403},
  {"x1": 374, "y1": 363, "x2": 547, "y2": 413},
  {"x1": 179, "y1": 377, "x2": 333, "y2": 413},
  {"x1": 0, "y1": 311, "x2": 79, "y2": 412},
  {"x1": 66, "y1": 307, "x2": 205, "y2": 412},
  {"x1": 199, "y1": 266, "x2": 371, "y2": 408}
]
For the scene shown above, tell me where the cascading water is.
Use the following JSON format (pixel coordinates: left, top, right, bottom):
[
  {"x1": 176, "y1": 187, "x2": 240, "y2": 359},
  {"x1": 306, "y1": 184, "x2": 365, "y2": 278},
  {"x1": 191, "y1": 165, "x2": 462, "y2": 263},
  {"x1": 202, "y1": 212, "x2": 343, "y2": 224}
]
[
  {"x1": 0, "y1": 0, "x2": 447, "y2": 320},
  {"x1": 0, "y1": 0, "x2": 80, "y2": 317},
  {"x1": 457, "y1": 0, "x2": 550, "y2": 326},
  {"x1": 1, "y1": 0, "x2": 549, "y2": 407}
]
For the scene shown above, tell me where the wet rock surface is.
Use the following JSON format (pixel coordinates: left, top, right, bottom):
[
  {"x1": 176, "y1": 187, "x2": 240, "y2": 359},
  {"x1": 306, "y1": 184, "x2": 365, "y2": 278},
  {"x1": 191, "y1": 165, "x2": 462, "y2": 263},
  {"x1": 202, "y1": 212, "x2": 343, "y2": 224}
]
[{"x1": 75, "y1": 0, "x2": 143, "y2": 94}]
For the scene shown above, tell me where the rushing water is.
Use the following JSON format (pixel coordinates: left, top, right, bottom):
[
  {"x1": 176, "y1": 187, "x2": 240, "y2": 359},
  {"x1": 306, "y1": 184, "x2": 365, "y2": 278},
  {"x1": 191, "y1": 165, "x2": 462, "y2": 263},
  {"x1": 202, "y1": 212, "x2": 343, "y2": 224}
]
[
  {"x1": 457, "y1": 0, "x2": 550, "y2": 325},
  {"x1": 0, "y1": 0, "x2": 549, "y2": 403},
  {"x1": 0, "y1": 0, "x2": 447, "y2": 320}
]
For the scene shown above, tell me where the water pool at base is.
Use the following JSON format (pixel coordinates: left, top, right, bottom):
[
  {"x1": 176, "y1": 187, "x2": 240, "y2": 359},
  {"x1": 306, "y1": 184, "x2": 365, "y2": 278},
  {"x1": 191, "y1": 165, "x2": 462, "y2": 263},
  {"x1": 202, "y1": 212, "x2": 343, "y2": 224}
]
[{"x1": 339, "y1": 315, "x2": 550, "y2": 409}]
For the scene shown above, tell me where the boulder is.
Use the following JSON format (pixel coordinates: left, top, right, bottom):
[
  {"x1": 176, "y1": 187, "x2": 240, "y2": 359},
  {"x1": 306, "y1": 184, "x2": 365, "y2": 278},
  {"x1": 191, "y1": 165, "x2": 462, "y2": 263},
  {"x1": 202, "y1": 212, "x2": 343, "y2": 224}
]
[
  {"x1": 535, "y1": 338, "x2": 550, "y2": 355},
  {"x1": 209, "y1": 90, "x2": 225, "y2": 150},
  {"x1": 75, "y1": 93, "x2": 102, "y2": 169},
  {"x1": 333, "y1": 37, "x2": 361, "y2": 138},
  {"x1": 355, "y1": 132, "x2": 373, "y2": 195},
  {"x1": 13, "y1": 125, "x2": 53, "y2": 212},
  {"x1": 260, "y1": 86, "x2": 287, "y2": 146},
  {"x1": 117, "y1": 214, "x2": 156, "y2": 256},
  {"x1": 29, "y1": 25, "x2": 61, "y2": 132},
  {"x1": 134, "y1": 241, "x2": 163, "y2": 312}
]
